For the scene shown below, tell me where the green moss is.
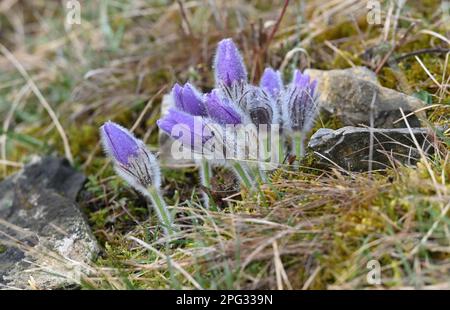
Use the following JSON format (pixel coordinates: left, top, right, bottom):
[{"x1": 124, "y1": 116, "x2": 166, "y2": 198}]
[
  {"x1": 79, "y1": 174, "x2": 149, "y2": 246},
  {"x1": 378, "y1": 67, "x2": 398, "y2": 89},
  {"x1": 314, "y1": 21, "x2": 359, "y2": 43},
  {"x1": 413, "y1": 0, "x2": 444, "y2": 19},
  {"x1": 315, "y1": 112, "x2": 344, "y2": 130},
  {"x1": 68, "y1": 124, "x2": 98, "y2": 162},
  {"x1": 161, "y1": 166, "x2": 199, "y2": 204},
  {"x1": 0, "y1": 244, "x2": 6, "y2": 254}
]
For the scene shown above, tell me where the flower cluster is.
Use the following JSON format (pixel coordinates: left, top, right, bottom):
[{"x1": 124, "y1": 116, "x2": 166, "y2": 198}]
[
  {"x1": 98, "y1": 37, "x2": 321, "y2": 223},
  {"x1": 157, "y1": 38, "x2": 319, "y2": 163}
]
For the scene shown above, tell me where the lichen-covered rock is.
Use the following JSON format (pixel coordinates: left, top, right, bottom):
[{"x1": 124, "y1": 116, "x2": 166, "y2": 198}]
[
  {"x1": 308, "y1": 126, "x2": 436, "y2": 171},
  {"x1": 304, "y1": 67, "x2": 425, "y2": 128},
  {"x1": 0, "y1": 157, "x2": 99, "y2": 289}
]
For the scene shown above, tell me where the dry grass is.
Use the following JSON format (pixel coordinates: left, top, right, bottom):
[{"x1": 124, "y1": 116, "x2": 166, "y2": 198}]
[{"x1": 0, "y1": 0, "x2": 449, "y2": 289}]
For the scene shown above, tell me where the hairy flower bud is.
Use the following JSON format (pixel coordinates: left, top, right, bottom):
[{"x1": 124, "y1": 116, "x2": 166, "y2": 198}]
[
  {"x1": 214, "y1": 38, "x2": 247, "y2": 87},
  {"x1": 281, "y1": 70, "x2": 319, "y2": 133},
  {"x1": 239, "y1": 85, "x2": 279, "y2": 126},
  {"x1": 100, "y1": 121, "x2": 161, "y2": 192},
  {"x1": 260, "y1": 67, "x2": 283, "y2": 99}
]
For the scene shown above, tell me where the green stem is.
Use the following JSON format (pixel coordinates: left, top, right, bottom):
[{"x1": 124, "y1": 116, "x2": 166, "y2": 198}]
[
  {"x1": 293, "y1": 132, "x2": 305, "y2": 161},
  {"x1": 232, "y1": 161, "x2": 253, "y2": 189},
  {"x1": 200, "y1": 159, "x2": 211, "y2": 188},
  {"x1": 258, "y1": 134, "x2": 270, "y2": 181},
  {"x1": 251, "y1": 163, "x2": 269, "y2": 207},
  {"x1": 280, "y1": 134, "x2": 286, "y2": 166},
  {"x1": 199, "y1": 159, "x2": 215, "y2": 209},
  {"x1": 257, "y1": 166, "x2": 267, "y2": 183},
  {"x1": 232, "y1": 161, "x2": 269, "y2": 207},
  {"x1": 147, "y1": 185, "x2": 176, "y2": 236}
]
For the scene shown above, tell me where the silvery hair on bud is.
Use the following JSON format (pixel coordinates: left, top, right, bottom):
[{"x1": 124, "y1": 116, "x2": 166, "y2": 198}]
[
  {"x1": 100, "y1": 122, "x2": 162, "y2": 195},
  {"x1": 281, "y1": 82, "x2": 320, "y2": 134},
  {"x1": 240, "y1": 85, "x2": 281, "y2": 127}
]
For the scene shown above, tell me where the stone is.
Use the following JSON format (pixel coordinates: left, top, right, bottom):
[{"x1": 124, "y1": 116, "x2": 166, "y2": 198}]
[
  {"x1": 304, "y1": 67, "x2": 425, "y2": 128},
  {"x1": 0, "y1": 157, "x2": 99, "y2": 289},
  {"x1": 308, "y1": 126, "x2": 437, "y2": 172}
]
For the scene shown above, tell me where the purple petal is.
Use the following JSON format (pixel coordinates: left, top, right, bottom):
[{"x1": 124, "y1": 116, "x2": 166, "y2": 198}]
[
  {"x1": 293, "y1": 70, "x2": 311, "y2": 89},
  {"x1": 310, "y1": 79, "x2": 318, "y2": 97},
  {"x1": 100, "y1": 121, "x2": 140, "y2": 165},
  {"x1": 281, "y1": 70, "x2": 319, "y2": 133},
  {"x1": 205, "y1": 90, "x2": 242, "y2": 125},
  {"x1": 172, "y1": 83, "x2": 184, "y2": 108},
  {"x1": 156, "y1": 115, "x2": 178, "y2": 137},
  {"x1": 293, "y1": 70, "x2": 318, "y2": 98},
  {"x1": 214, "y1": 38, "x2": 247, "y2": 87},
  {"x1": 260, "y1": 67, "x2": 283, "y2": 98},
  {"x1": 157, "y1": 109, "x2": 211, "y2": 150},
  {"x1": 172, "y1": 83, "x2": 207, "y2": 116}
]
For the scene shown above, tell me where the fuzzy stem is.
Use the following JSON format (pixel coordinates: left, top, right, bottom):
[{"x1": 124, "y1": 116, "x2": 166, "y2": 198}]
[
  {"x1": 293, "y1": 131, "x2": 305, "y2": 161},
  {"x1": 279, "y1": 134, "x2": 286, "y2": 166},
  {"x1": 199, "y1": 159, "x2": 214, "y2": 209},
  {"x1": 200, "y1": 159, "x2": 211, "y2": 188},
  {"x1": 146, "y1": 185, "x2": 176, "y2": 236},
  {"x1": 258, "y1": 134, "x2": 270, "y2": 181},
  {"x1": 250, "y1": 162, "x2": 269, "y2": 207},
  {"x1": 256, "y1": 165, "x2": 268, "y2": 183}
]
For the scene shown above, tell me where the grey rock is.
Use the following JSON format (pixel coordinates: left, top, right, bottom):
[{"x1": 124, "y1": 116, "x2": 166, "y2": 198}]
[
  {"x1": 0, "y1": 157, "x2": 99, "y2": 289},
  {"x1": 304, "y1": 67, "x2": 425, "y2": 128},
  {"x1": 308, "y1": 126, "x2": 436, "y2": 171}
]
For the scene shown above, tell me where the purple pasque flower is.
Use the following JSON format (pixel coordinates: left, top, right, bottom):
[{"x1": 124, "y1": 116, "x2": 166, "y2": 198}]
[
  {"x1": 100, "y1": 121, "x2": 161, "y2": 191},
  {"x1": 293, "y1": 70, "x2": 318, "y2": 95},
  {"x1": 157, "y1": 108, "x2": 213, "y2": 153},
  {"x1": 213, "y1": 39, "x2": 279, "y2": 127},
  {"x1": 214, "y1": 38, "x2": 247, "y2": 87},
  {"x1": 281, "y1": 70, "x2": 319, "y2": 133},
  {"x1": 204, "y1": 89, "x2": 242, "y2": 125},
  {"x1": 172, "y1": 83, "x2": 207, "y2": 116},
  {"x1": 260, "y1": 67, "x2": 283, "y2": 99},
  {"x1": 101, "y1": 121, "x2": 139, "y2": 165}
]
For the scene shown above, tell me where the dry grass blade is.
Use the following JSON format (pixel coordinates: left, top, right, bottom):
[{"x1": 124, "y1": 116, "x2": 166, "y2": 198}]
[
  {"x1": 399, "y1": 108, "x2": 441, "y2": 197},
  {"x1": 415, "y1": 56, "x2": 442, "y2": 89},
  {"x1": 0, "y1": 159, "x2": 23, "y2": 168},
  {"x1": 127, "y1": 236, "x2": 204, "y2": 290},
  {"x1": 0, "y1": 43, "x2": 74, "y2": 164}
]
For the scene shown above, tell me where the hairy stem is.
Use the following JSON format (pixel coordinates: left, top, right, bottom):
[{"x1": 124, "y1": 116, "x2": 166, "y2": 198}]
[
  {"x1": 199, "y1": 159, "x2": 214, "y2": 209},
  {"x1": 146, "y1": 185, "x2": 176, "y2": 236},
  {"x1": 293, "y1": 131, "x2": 305, "y2": 161}
]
